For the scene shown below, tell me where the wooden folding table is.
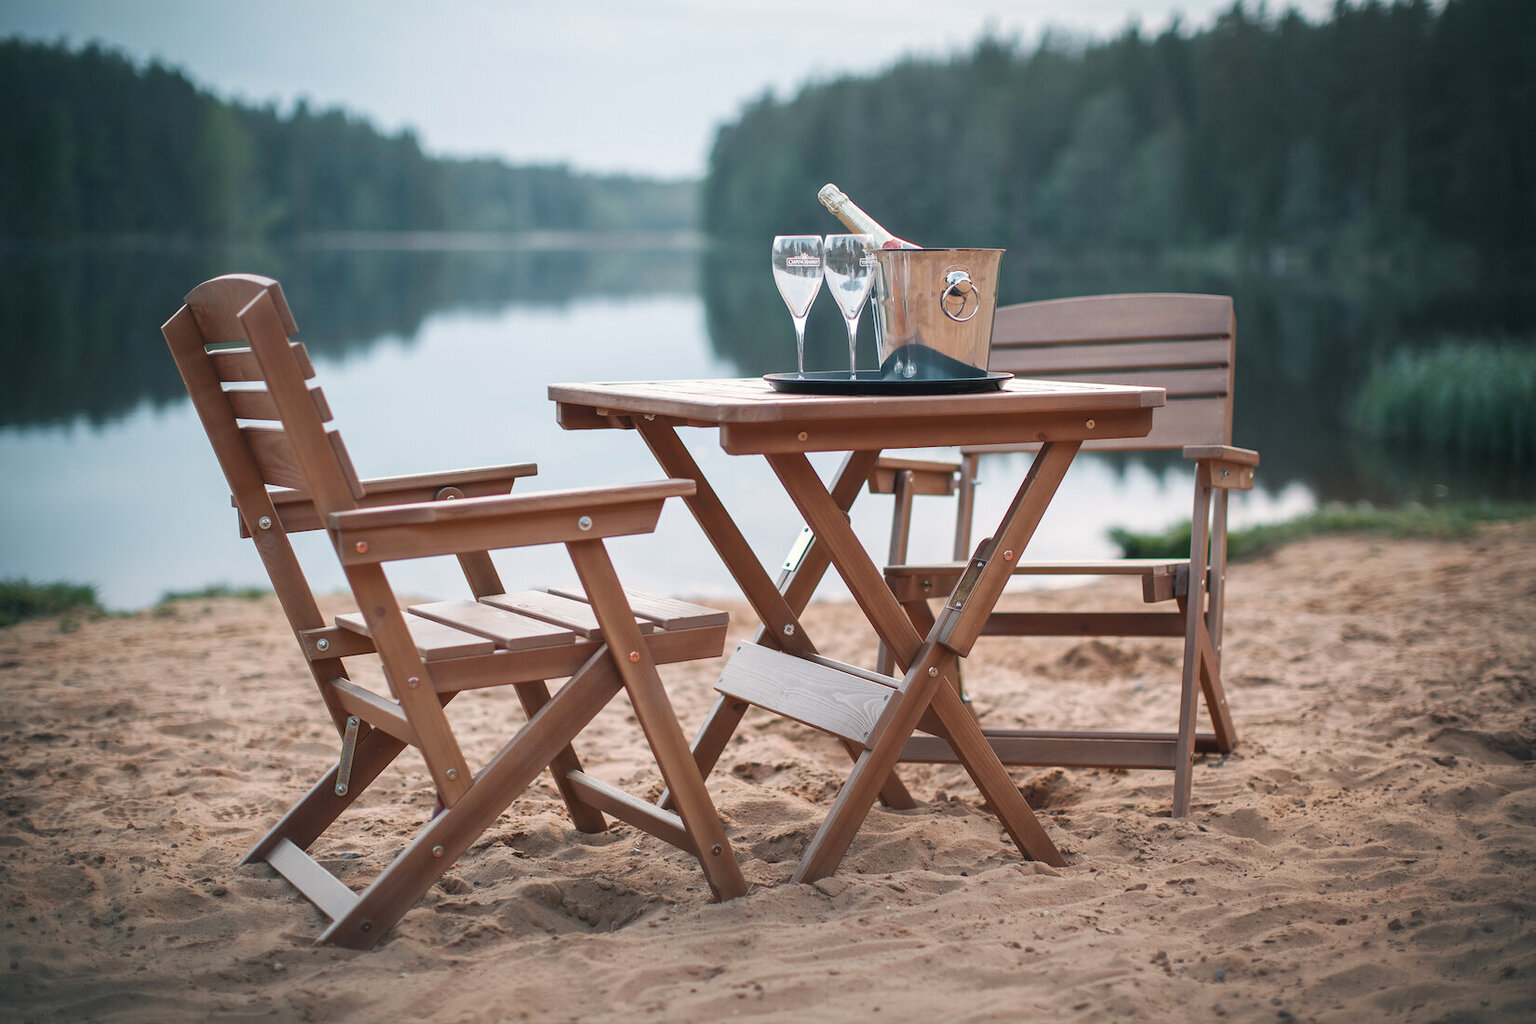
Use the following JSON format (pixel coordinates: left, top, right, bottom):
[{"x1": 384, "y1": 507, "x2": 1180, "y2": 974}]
[{"x1": 549, "y1": 377, "x2": 1165, "y2": 880}]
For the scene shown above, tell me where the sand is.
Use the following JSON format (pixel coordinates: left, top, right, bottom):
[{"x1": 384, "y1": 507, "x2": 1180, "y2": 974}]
[{"x1": 2, "y1": 522, "x2": 1533, "y2": 1022}]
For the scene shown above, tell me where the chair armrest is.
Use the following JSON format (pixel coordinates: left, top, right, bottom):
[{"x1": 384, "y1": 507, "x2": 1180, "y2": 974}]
[
  {"x1": 867, "y1": 455, "x2": 962, "y2": 496},
  {"x1": 329, "y1": 479, "x2": 696, "y2": 565},
  {"x1": 1182, "y1": 445, "x2": 1259, "y2": 490},
  {"x1": 241, "y1": 463, "x2": 540, "y2": 536},
  {"x1": 357, "y1": 462, "x2": 539, "y2": 498},
  {"x1": 1182, "y1": 445, "x2": 1259, "y2": 466}
]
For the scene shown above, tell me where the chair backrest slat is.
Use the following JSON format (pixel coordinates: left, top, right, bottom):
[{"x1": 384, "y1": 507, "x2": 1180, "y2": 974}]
[
  {"x1": 990, "y1": 292, "x2": 1233, "y2": 344},
  {"x1": 225, "y1": 385, "x2": 333, "y2": 423},
  {"x1": 209, "y1": 342, "x2": 316, "y2": 383},
  {"x1": 973, "y1": 293, "x2": 1236, "y2": 453},
  {"x1": 990, "y1": 337, "x2": 1232, "y2": 376},
  {"x1": 987, "y1": 366, "x2": 1230, "y2": 399}
]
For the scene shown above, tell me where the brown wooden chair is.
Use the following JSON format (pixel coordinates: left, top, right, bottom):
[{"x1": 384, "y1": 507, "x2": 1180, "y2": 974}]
[
  {"x1": 871, "y1": 293, "x2": 1258, "y2": 816},
  {"x1": 162, "y1": 273, "x2": 746, "y2": 948}
]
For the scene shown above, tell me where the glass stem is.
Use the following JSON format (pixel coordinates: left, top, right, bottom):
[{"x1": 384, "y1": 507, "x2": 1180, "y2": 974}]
[
  {"x1": 846, "y1": 315, "x2": 859, "y2": 379},
  {"x1": 794, "y1": 317, "x2": 808, "y2": 377}
]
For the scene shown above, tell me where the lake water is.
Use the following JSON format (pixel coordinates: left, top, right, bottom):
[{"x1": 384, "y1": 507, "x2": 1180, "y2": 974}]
[{"x1": 1, "y1": 240, "x2": 1526, "y2": 611}]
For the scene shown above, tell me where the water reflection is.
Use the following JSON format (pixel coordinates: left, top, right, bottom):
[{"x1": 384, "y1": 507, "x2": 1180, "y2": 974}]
[
  {"x1": 1, "y1": 239, "x2": 1531, "y2": 610},
  {"x1": 0, "y1": 240, "x2": 699, "y2": 428},
  {"x1": 699, "y1": 242, "x2": 1536, "y2": 504}
]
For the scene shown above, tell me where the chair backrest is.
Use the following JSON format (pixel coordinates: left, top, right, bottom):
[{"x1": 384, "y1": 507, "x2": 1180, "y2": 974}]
[
  {"x1": 161, "y1": 274, "x2": 363, "y2": 648},
  {"x1": 979, "y1": 293, "x2": 1236, "y2": 452}
]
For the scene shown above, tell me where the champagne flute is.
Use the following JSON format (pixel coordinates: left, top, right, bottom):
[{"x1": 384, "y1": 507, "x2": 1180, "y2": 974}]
[
  {"x1": 771, "y1": 235, "x2": 824, "y2": 377},
  {"x1": 821, "y1": 234, "x2": 877, "y2": 379}
]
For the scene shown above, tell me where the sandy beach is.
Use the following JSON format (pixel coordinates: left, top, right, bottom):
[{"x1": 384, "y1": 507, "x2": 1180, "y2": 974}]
[{"x1": 2, "y1": 522, "x2": 1533, "y2": 1022}]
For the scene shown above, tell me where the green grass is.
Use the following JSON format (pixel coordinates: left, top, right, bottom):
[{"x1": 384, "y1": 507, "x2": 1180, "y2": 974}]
[
  {"x1": 0, "y1": 578, "x2": 104, "y2": 628},
  {"x1": 152, "y1": 584, "x2": 270, "y2": 617},
  {"x1": 1110, "y1": 500, "x2": 1536, "y2": 561},
  {"x1": 1351, "y1": 341, "x2": 1536, "y2": 463}
]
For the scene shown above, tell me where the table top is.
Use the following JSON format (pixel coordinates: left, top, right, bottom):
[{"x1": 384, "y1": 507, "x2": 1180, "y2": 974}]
[{"x1": 550, "y1": 377, "x2": 1165, "y2": 455}]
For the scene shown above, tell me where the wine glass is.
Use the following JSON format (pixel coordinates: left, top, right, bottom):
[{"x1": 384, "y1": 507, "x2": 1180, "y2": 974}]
[
  {"x1": 771, "y1": 235, "x2": 824, "y2": 377},
  {"x1": 821, "y1": 234, "x2": 877, "y2": 379}
]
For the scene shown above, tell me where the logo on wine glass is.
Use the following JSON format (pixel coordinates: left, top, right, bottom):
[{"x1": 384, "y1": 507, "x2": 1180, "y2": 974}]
[{"x1": 786, "y1": 254, "x2": 821, "y2": 267}]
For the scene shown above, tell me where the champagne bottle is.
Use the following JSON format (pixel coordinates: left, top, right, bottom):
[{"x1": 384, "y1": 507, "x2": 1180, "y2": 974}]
[{"x1": 817, "y1": 183, "x2": 920, "y2": 249}]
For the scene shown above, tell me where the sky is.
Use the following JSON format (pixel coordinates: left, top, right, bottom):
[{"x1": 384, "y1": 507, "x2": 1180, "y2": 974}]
[{"x1": 2, "y1": 0, "x2": 1338, "y2": 179}]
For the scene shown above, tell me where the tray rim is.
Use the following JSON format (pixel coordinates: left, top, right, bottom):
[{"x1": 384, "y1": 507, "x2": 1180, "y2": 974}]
[{"x1": 763, "y1": 370, "x2": 1013, "y2": 396}]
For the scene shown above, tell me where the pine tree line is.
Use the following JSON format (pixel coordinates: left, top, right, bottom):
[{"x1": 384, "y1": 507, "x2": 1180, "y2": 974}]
[
  {"x1": 704, "y1": 0, "x2": 1534, "y2": 269},
  {"x1": 0, "y1": 38, "x2": 695, "y2": 239}
]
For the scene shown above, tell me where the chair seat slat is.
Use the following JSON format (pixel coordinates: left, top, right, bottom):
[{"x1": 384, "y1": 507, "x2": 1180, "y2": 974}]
[
  {"x1": 544, "y1": 585, "x2": 728, "y2": 632},
  {"x1": 406, "y1": 599, "x2": 581, "y2": 652},
  {"x1": 333, "y1": 609, "x2": 498, "y2": 660}
]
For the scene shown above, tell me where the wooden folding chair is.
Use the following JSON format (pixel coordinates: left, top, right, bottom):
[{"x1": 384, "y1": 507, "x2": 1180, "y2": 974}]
[
  {"x1": 872, "y1": 294, "x2": 1258, "y2": 816},
  {"x1": 163, "y1": 274, "x2": 746, "y2": 948}
]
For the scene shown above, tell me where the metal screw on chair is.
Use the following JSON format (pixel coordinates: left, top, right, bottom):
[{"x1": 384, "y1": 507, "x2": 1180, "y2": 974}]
[
  {"x1": 407, "y1": 676, "x2": 420, "y2": 688},
  {"x1": 445, "y1": 769, "x2": 458, "y2": 781},
  {"x1": 629, "y1": 651, "x2": 640, "y2": 663},
  {"x1": 257, "y1": 515, "x2": 273, "y2": 531},
  {"x1": 355, "y1": 541, "x2": 369, "y2": 554},
  {"x1": 782, "y1": 624, "x2": 795, "y2": 637},
  {"x1": 797, "y1": 431, "x2": 808, "y2": 441},
  {"x1": 928, "y1": 666, "x2": 939, "y2": 677},
  {"x1": 315, "y1": 637, "x2": 330, "y2": 652},
  {"x1": 431, "y1": 845, "x2": 444, "y2": 858},
  {"x1": 1085, "y1": 418, "x2": 1096, "y2": 429},
  {"x1": 578, "y1": 515, "x2": 593, "y2": 531},
  {"x1": 711, "y1": 844, "x2": 723, "y2": 856},
  {"x1": 1003, "y1": 549, "x2": 1015, "y2": 561}
]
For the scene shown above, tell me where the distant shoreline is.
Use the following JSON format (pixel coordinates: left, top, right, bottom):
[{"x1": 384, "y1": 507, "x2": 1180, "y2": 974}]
[{"x1": 0, "y1": 229, "x2": 707, "y2": 254}]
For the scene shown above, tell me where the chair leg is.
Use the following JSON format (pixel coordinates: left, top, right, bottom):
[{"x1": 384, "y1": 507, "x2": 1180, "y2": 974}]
[
  {"x1": 1172, "y1": 465, "x2": 1216, "y2": 817},
  {"x1": 568, "y1": 539, "x2": 747, "y2": 902},
  {"x1": 321, "y1": 655, "x2": 629, "y2": 948},
  {"x1": 244, "y1": 722, "x2": 409, "y2": 865},
  {"x1": 513, "y1": 680, "x2": 608, "y2": 833}
]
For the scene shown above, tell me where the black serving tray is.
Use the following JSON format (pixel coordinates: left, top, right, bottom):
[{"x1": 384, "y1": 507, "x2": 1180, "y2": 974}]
[{"x1": 764, "y1": 370, "x2": 1012, "y2": 396}]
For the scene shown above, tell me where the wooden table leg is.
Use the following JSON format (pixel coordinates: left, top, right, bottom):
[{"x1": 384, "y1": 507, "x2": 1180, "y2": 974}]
[
  {"x1": 635, "y1": 425, "x2": 914, "y2": 809},
  {"x1": 769, "y1": 445, "x2": 1088, "y2": 879},
  {"x1": 767, "y1": 452, "x2": 1068, "y2": 878}
]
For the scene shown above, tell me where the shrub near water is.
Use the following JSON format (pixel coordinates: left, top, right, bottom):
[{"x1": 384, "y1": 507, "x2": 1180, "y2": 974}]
[
  {"x1": 1352, "y1": 341, "x2": 1536, "y2": 463},
  {"x1": 0, "y1": 579, "x2": 102, "y2": 627}
]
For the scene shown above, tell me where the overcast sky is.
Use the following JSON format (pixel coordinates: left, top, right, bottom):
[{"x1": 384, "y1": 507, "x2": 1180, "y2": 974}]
[{"x1": 3, "y1": 0, "x2": 1337, "y2": 178}]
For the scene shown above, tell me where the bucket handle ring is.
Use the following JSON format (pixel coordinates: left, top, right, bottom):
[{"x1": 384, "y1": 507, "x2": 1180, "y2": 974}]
[{"x1": 940, "y1": 269, "x2": 981, "y2": 322}]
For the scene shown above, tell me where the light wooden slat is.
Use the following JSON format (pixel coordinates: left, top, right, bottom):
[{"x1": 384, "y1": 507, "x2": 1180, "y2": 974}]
[
  {"x1": 481, "y1": 590, "x2": 653, "y2": 639},
  {"x1": 242, "y1": 424, "x2": 309, "y2": 491},
  {"x1": 334, "y1": 608, "x2": 498, "y2": 660},
  {"x1": 543, "y1": 585, "x2": 728, "y2": 631},
  {"x1": 427, "y1": 623, "x2": 728, "y2": 692},
  {"x1": 713, "y1": 643, "x2": 891, "y2": 747},
  {"x1": 990, "y1": 293, "x2": 1233, "y2": 344},
  {"x1": 994, "y1": 366, "x2": 1230, "y2": 397},
  {"x1": 209, "y1": 340, "x2": 315, "y2": 382},
  {"x1": 993, "y1": 337, "x2": 1232, "y2": 374},
  {"x1": 407, "y1": 599, "x2": 580, "y2": 652},
  {"x1": 225, "y1": 384, "x2": 332, "y2": 423},
  {"x1": 263, "y1": 839, "x2": 359, "y2": 923}
]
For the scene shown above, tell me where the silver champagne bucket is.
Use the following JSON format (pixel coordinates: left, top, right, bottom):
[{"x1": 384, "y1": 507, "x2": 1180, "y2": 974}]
[{"x1": 870, "y1": 248, "x2": 1004, "y2": 379}]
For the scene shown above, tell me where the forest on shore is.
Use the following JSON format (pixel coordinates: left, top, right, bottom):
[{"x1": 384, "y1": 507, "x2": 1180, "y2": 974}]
[
  {"x1": 707, "y1": 0, "x2": 1532, "y2": 272},
  {"x1": 0, "y1": 38, "x2": 695, "y2": 239},
  {"x1": 3, "y1": 0, "x2": 1533, "y2": 276}
]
